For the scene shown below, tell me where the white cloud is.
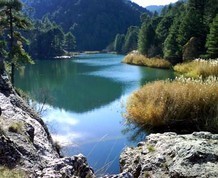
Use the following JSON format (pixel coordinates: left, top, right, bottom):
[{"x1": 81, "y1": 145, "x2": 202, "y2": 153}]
[
  {"x1": 42, "y1": 108, "x2": 79, "y2": 126},
  {"x1": 131, "y1": 0, "x2": 178, "y2": 7}
]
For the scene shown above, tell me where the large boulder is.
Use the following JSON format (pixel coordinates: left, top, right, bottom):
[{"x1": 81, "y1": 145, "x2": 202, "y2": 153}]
[
  {"x1": 0, "y1": 65, "x2": 95, "y2": 177},
  {"x1": 120, "y1": 132, "x2": 218, "y2": 178}
]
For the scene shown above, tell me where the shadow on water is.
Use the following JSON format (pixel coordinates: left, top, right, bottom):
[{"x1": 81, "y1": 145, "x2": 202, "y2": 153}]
[{"x1": 15, "y1": 59, "x2": 123, "y2": 113}]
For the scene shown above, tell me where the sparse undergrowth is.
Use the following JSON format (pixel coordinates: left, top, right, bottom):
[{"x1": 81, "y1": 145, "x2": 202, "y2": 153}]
[
  {"x1": 123, "y1": 53, "x2": 172, "y2": 69},
  {"x1": 125, "y1": 76, "x2": 218, "y2": 133},
  {"x1": 0, "y1": 167, "x2": 26, "y2": 178},
  {"x1": 174, "y1": 58, "x2": 218, "y2": 78}
]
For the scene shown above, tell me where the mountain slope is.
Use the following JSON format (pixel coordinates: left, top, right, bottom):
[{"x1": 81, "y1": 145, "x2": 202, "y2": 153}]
[{"x1": 23, "y1": 0, "x2": 150, "y2": 50}]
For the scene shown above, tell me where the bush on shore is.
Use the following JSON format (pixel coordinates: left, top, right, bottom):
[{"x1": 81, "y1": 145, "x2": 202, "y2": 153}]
[
  {"x1": 174, "y1": 58, "x2": 218, "y2": 78},
  {"x1": 125, "y1": 76, "x2": 218, "y2": 133},
  {"x1": 123, "y1": 53, "x2": 172, "y2": 69}
]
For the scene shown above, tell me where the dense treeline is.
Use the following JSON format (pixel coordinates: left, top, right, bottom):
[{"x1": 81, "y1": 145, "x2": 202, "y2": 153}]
[
  {"x1": 114, "y1": 0, "x2": 218, "y2": 63},
  {"x1": 26, "y1": 18, "x2": 76, "y2": 58},
  {"x1": 21, "y1": 0, "x2": 150, "y2": 51}
]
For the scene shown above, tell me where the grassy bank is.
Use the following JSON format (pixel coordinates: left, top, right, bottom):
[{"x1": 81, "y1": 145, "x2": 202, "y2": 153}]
[
  {"x1": 174, "y1": 59, "x2": 218, "y2": 78},
  {"x1": 123, "y1": 53, "x2": 172, "y2": 69},
  {"x1": 125, "y1": 76, "x2": 218, "y2": 133}
]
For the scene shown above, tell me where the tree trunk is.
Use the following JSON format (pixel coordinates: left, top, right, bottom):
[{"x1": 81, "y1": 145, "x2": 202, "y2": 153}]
[{"x1": 9, "y1": 7, "x2": 15, "y2": 86}]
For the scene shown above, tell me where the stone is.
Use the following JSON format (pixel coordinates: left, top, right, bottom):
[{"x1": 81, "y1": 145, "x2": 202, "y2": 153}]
[
  {"x1": 0, "y1": 68, "x2": 95, "y2": 177},
  {"x1": 120, "y1": 132, "x2": 218, "y2": 178}
]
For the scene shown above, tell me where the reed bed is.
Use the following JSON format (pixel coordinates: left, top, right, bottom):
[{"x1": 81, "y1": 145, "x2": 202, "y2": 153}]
[
  {"x1": 123, "y1": 53, "x2": 172, "y2": 69},
  {"x1": 125, "y1": 76, "x2": 218, "y2": 133},
  {"x1": 174, "y1": 58, "x2": 218, "y2": 78}
]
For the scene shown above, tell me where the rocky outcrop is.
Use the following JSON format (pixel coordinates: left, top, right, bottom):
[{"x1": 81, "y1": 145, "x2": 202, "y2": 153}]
[
  {"x1": 0, "y1": 63, "x2": 94, "y2": 177},
  {"x1": 120, "y1": 132, "x2": 218, "y2": 178}
]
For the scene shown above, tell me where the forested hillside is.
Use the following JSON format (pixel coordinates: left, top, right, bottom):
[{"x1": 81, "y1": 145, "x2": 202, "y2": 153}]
[
  {"x1": 117, "y1": 0, "x2": 218, "y2": 63},
  {"x1": 23, "y1": 0, "x2": 150, "y2": 51}
]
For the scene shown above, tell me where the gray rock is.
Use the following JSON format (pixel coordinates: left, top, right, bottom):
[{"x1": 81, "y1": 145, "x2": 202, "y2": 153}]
[
  {"x1": 0, "y1": 68, "x2": 94, "y2": 177},
  {"x1": 120, "y1": 132, "x2": 218, "y2": 178}
]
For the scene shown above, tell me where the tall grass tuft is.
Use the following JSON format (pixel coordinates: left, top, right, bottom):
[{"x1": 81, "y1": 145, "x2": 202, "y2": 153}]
[
  {"x1": 125, "y1": 76, "x2": 218, "y2": 133},
  {"x1": 123, "y1": 53, "x2": 172, "y2": 69},
  {"x1": 0, "y1": 167, "x2": 26, "y2": 178},
  {"x1": 174, "y1": 58, "x2": 218, "y2": 78}
]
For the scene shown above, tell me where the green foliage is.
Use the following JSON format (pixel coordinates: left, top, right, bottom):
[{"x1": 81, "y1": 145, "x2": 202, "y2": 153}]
[
  {"x1": 25, "y1": 0, "x2": 150, "y2": 51},
  {"x1": 136, "y1": 0, "x2": 217, "y2": 63},
  {"x1": 26, "y1": 18, "x2": 76, "y2": 58},
  {"x1": 122, "y1": 26, "x2": 139, "y2": 54},
  {"x1": 113, "y1": 26, "x2": 139, "y2": 54},
  {"x1": 0, "y1": 0, "x2": 33, "y2": 85},
  {"x1": 113, "y1": 34, "x2": 125, "y2": 53},
  {"x1": 163, "y1": 18, "x2": 182, "y2": 62},
  {"x1": 206, "y1": 14, "x2": 218, "y2": 58},
  {"x1": 64, "y1": 32, "x2": 76, "y2": 52},
  {"x1": 138, "y1": 23, "x2": 155, "y2": 56}
]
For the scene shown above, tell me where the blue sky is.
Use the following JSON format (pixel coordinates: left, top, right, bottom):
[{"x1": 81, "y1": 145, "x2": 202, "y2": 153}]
[{"x1": 131, "y1": 0, "x2": 178, "y2": 7}]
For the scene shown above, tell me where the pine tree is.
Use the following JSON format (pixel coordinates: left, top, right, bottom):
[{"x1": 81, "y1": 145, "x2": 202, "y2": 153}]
[
  {"x1": 122, "y1": 26, "x2": 139, "y2": 53},
  {"x1": 138, "y1": 23, "x2": 155, "y2": 55},
  {"x1": 64, "y1": 32, "x2": 76, "y2": 52},
  {"x1": 206, "y1": 14, "x2": 218, "y2": 58},
  {"x1": 113, "y1": 34, "x2": 125, "y2": 53},
  {"x1": 163, "y1": 18, "x2": 181, "y2": 63},
  {"x1": 0, "y1": 0, "x2": 33, "y2": 85}
]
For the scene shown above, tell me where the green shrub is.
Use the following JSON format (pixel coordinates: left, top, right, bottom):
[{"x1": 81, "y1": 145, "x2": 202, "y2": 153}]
[
  {"x1": 125, "y1": 77, "x2": 218, "y2": 133},
  {"x1": 123, "y1": 53, "x2": 172, "y2": 69}
]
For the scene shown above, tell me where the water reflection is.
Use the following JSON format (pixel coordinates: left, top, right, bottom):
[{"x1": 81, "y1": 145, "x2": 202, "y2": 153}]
[
  {"x1": 122, "y1": 121, "x2": 147, "y2": 143},
  {"x1": 139, "y1": 67, "x2": 175, "y2": 86},
  {"x1": 15, "y1": 54, "x2": 175, "y2": 174},
  {"x1": 15, "y1": 58, "x2": 123, "y2": 113}
]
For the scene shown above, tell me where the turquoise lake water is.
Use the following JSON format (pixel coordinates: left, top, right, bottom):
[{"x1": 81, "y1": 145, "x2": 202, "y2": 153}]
[{"x1": 15, "y1": 53, "x2": 174, "y2": 175}]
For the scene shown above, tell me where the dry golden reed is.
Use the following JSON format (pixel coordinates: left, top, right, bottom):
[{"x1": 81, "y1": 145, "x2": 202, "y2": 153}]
[
  {"x1": 123, "y1": 53, "x2": 172, "y2": 69},
  {"x1": 126, "y1": 77, "x2": 218, "y2": 132},
  {"x1": 174, "y1": 58, "x2": 218, "y2": 78}
]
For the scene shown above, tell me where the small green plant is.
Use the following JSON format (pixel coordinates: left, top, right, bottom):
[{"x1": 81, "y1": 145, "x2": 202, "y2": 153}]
[
  {"x1": 8, "y1": 122, "x2": 24, "y2": 134},
  {"x1": 147, "y1": 145, "x2": 155, "y2": 152},
  {"x1": 0, "y1": 167, "x2": 26, "y2": 178}
]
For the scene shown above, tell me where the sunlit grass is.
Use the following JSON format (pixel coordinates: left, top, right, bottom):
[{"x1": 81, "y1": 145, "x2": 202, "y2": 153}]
[
  {"x1": 0, "y1": 167, "x2": 26, "y2": 178},
  {"x1": 123, "y1": 53, "x2": 172, "y2": 69},
  {"x1": 174, "y1": 58, "x2": 218, "y2": 78},
  {"x1": 125, "y1": 76, "x2": 218, "y2": 133}
]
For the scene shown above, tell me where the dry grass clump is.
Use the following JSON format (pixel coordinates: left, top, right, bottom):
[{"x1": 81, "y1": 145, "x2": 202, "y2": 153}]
[
  {"x1": 123, "y1": 53, "x2": 172, "y2": 69},
  {"x1": 174, "y1": 58, "x2": 218, "y2": 78},
  {"x1": 0, "y1": 167, "x2": 26, "y2": 178},
  {"x1": 125, "y1": 76, "x2": 218, "y2": 133},
  {"x1": 8, "y1": 122, "x2": 24, "y2": 134}
]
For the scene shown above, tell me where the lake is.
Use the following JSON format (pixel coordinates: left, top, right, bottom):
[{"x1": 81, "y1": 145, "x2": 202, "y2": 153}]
[{"x1": 15, "y1": 53, "x2": 174, "y2": 175}]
